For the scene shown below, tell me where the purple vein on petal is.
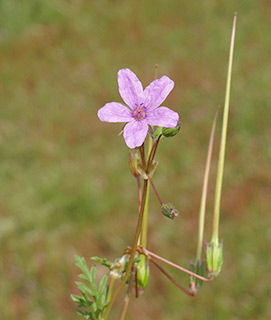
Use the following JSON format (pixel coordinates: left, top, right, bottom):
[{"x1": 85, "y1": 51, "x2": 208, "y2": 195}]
[
  {"x1": 123, "y1": 120, "x2": 149, "y2": 149},
  {"x1": 143, "y1": 76, "x2": 174, "y2": 111},
  {"x1": 118, "y1": 69, "x2": 144, "y2": 109},
  {"x1": 147, "y1": 107, "x2": 179, "y2": 127}
]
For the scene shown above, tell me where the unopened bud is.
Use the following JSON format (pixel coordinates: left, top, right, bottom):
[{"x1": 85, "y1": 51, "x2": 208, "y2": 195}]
[
  {"x1": 129, "y1": 149, "x2": 140, "y2": 177},
  {"x1": 136, "y1": 254, "x2": 150, "y2": 288},
  {"x1": 206, "y1": 240, "x2": 223, "y2": 277},
  {"x1": 110, "y1": 254, "x2": 129, "y2": 279},
  {"x1": 162, "y1": 122, "x2": 181, "y2": 138},
  {"x1": 161, "y1": 203, "x2": 179, "y2": 220}
]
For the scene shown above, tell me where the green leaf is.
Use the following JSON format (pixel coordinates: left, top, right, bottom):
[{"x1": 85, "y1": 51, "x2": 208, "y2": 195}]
[
  {"x1": 76, "y1": 281, "x2": 95, "y2": 298},
  {"x1": 90, "y1": 266, "x2": 97, "y2": 294},
  {"x1": 91, "y1": 256, "x2": 112, "y2": 270},
  {"x1": 98, "y1": 274, "x2": 108, "y2": 297},
  {"x1": 75, "y1": 255, "x2": 92, "y2": 285},
  {"x1": 71, "y1": 294, "x2": 88, "y2": 307},
  {"x1": 95, "y1": 308, "x2": 104, "y2": 319},
  {"x1": 96, "y1": 274, "x2": 108, "y2": 308},
  {"x1": 76, "y1": 310, "x2": 95, "y2": 320}
]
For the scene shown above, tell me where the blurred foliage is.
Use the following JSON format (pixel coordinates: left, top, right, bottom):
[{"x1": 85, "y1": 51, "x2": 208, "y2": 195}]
[{"x1": 0, "y1": 0, "x2": 270, "y2": 319}]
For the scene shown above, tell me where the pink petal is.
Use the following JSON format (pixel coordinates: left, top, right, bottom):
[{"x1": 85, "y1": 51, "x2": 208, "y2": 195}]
[
  {"x1": 123, "y1": 120, "x2": 149, "y2": 149},
  {"x1": 118, "y1": 69, "x2": 143, "y2": 108},
  {"x1": 143, "y1": 76, "x2": 174, "y2": 111},
  {"x1": 147, "y1": 107, "x2": 179, "y2": 127},
  {"x1": 97, "y1": 102, "x2": 133, "y2": 123}
]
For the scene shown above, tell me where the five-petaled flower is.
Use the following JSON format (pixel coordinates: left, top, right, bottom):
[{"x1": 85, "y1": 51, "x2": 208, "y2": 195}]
[{"x1": 97, "y1": 68, "x2": 179, "y2": 149}]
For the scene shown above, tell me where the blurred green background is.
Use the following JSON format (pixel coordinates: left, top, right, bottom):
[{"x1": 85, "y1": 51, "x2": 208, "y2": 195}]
[{"x1": 0, "y1": 1, "x2": 270, "y2": 319}]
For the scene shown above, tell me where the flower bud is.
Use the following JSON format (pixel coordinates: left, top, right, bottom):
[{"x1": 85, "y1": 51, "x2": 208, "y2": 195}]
[
  {"x1": 162, "y1": 122, "x2": 181, "y2": 138},
  {"x1": 110, "y1": 254, "x2": 129, "y2": 279},
  {"x1": 161, "y1": 203, "x2": 179, "y2": 220},
  {"x1": 136, "y1": 254, "x2": 150, "y2": 288},
  {"x1": 206, "y1": 240, "x2": 223, "y2": 277},
  {"x1": 129, "y1": 149, "x2": 140, "y2": 177}
]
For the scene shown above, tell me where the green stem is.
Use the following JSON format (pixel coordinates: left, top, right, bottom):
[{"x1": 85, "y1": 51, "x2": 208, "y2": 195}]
[
  {"x1": 140, "y1": 134, "x2": 152, "y2": 248},
  {"x1": 103, "y1": 179, "x2": 149, "y2": 320},
  {"x1": 212, "y1": 13, "x2": 237, "y2": 241},
  {"x1": 106, "y1": 277, "x2": 115, "y2": 304},
  {"x1": 147, "y1": 134, "x2": 162, "y2": 169},
  {"x1": 119, "y1": 266, "x2": 135, "y2": 320},
  {"x1": 195, "y1": 110, "x2": 219, "y2": 262}
]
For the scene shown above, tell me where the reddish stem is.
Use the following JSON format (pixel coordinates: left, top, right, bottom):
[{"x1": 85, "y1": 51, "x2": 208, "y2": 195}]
[
  {"x1": 146, "y1": 250, "x2": 212, "y2": 282},
  {"x1": 148, "y1": 176, "x2": 163, "y2": 206},
  {"x1": 150, "y1": 259, "x2": 194, "y2": 296},
  {"x1": 136, "y1": 175, "x2": 142, "y2": 213}
]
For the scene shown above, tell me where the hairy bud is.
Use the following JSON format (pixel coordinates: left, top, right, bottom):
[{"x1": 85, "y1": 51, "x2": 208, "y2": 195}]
[
  {"x1": 162, "y1": 122, "x2": 181, "y2": 138},
  {"x1": 161, "y1": 203, "x2": 179, "y2": 220}
]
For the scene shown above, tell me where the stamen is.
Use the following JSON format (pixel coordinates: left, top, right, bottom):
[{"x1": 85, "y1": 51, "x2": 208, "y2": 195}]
[{"x1": 133, "y1": 105, "x2": 146, "y2": 121}]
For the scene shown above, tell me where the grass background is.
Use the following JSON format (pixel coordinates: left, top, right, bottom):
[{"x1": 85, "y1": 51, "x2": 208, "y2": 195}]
[{"x1": 0, "y1": 1, "x2": 270, "y2": 319}]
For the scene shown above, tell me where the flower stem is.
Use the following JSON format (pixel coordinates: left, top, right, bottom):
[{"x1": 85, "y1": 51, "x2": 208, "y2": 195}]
[
  {"x1": 147, "y1": 134, "x2": 162, "y2": 169},
  {"x1": 103, "y1": 179, "x2": 149, "y2": 320},
  {"x1": 139, "y1": 144, "x2": 146, "y2": 168},
  {"x1": 150, "y1": 259, "x2": 195, "y2": 296},
  {"x1": 119, "y1": 266, "x2": 136, "y2": 320},
  {"x1": 195, "y1": 109, "x2": 219, "y2": 263},
  {"x1": 148, "y1": 176, "x2": 163, "y2": 206},
  {"x1": 140, "y1": 134, "x2": 152, "y2": 248},
  {"x1": 212, "y1": 13, "x2": 237, "y2": 241},
  {"x1": 146, "y1": 249, "x2": 212, "y2": 282},
  {"x1": 106, "y1": 277, "x2": 115, "y2": 304},
  {"x1": 136, "y1": 175, "x2": 142, "y2": 214}
]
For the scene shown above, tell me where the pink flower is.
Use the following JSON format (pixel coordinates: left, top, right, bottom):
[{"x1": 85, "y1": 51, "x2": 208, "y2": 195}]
[{"x1": 97, "y1": 68, "x2": 179, "y2": 149}]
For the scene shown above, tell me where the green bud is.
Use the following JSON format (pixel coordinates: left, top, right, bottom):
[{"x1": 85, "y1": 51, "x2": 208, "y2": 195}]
[
  {"x1": 136, "y1": 254, "x2": 150, "y2": 288},
  {"x1": 129, "y1": 149, "x2": 140, "y2": 177},
  {"x1": 206, "y1": 240, "x2": 223, "y2": 277},
  {"x1": 162, "y1": 122, "x2": 181, "y2": 138},
  {"x1": 161, "y1": 203, "x2": 179, "y2": 220}
]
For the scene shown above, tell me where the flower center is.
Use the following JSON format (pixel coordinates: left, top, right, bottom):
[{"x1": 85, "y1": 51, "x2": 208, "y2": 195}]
[{"x1": 133, "y1": 104, "x2": 146, "y2": 121}]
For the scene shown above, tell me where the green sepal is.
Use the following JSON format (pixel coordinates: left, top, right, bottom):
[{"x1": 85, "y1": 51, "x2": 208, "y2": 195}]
[
  {"x1": 206, "y1": 239, "x2": 223, "y2": 277},
  {"x1": 189, "y1": 260, "x2": 205, "y2": 294},
  {"x1": 136, "y1": 254, "x2": 150, "y2": 288}
]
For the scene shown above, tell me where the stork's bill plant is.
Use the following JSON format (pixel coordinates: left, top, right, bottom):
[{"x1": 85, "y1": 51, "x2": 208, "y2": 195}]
[{"x1": 71, "y1": 15, "x2": 237, "y2": 320}]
